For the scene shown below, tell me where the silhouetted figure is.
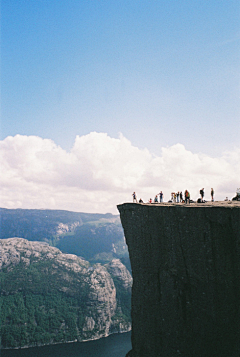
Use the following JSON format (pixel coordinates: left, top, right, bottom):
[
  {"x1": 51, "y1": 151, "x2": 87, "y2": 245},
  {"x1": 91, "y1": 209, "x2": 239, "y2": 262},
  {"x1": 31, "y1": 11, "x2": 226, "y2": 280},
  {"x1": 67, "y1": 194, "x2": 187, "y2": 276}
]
[
  {"x1": 211, "y1": 188, "x2": 214, "y2": 202},
  {"x1": 132, "y1": 192, "x2": 137, "y2": 203},
  {"x1": 200, "y1": 188, "x2": 204, "y2": 201},
  {"x1": 139, "y1": 198, "x2": 143, "y2": 203},
  {"x1": 159, "y1": 191, "x2": 164, "y2": 203},
  {"x1": 180, "y1": 191, "x2": 183, "y2": 202}
]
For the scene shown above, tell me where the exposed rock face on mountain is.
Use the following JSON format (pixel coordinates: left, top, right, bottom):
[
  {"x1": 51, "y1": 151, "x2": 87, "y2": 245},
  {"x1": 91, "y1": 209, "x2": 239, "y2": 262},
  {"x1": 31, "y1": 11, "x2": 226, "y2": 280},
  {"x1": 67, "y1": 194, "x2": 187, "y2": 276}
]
[
  {"x1": 118, "y1": 202, "x2": 240, "y2": 357},
  {"x1": 0, "y1": 238, "x2": 132, "y2": 348},
  {"x1": 107, "y1": 259, "x2": 133, "y2": 290},
  {"x1": 0, "y1": 208, "x2": 130, "y2": 268}
]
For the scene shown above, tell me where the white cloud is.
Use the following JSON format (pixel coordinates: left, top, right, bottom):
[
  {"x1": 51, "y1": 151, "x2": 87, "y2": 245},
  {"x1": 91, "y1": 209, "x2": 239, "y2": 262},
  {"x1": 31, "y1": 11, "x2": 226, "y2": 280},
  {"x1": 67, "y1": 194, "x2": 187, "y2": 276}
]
[{"x1": 0, "y1": 133, "x2": 239, "y2": 213}]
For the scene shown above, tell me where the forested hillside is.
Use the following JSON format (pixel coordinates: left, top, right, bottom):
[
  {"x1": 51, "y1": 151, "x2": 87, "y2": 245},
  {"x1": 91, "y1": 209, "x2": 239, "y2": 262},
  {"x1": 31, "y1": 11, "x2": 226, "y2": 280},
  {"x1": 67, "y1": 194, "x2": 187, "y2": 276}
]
[
  {"x1": 0, "y1": 209, "x2": 132, "y2": 349},
  {"x1": 0, "y1": 238, "x2": 132, "y2": 349}
]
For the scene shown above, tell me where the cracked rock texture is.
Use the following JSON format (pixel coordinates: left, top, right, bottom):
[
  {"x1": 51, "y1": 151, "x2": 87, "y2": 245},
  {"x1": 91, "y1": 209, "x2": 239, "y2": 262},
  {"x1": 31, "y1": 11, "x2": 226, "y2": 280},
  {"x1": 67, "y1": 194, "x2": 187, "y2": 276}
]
[{"x1": 118, "y1": 202, "x2": 240, "y2": 357}]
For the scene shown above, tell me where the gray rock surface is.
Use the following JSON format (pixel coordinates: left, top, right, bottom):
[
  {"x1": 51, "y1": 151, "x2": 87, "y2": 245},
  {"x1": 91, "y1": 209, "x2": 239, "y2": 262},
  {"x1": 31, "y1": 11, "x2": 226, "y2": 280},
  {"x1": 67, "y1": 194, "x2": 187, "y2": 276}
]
[
  {"x1": 0, "y1": 238, "x2": 132, "y2": 346},
  {"x1": 0, "y1": 237, "x2": 88, "y2": 272},
  {"x1": 106, "y1": 258, "x2": 132, "y2": 290},
  {"x1": 118, "y1": 202, "x2": 240, "y2": 357}
]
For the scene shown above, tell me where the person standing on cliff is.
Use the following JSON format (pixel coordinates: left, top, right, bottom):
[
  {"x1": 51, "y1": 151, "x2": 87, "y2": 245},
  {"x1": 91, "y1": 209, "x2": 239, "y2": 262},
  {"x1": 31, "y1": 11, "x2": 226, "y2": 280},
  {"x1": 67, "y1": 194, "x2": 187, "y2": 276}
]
[
  {"x1": 211, "y1": 188, "x2": 214, "y2": 202},
  {"x1": 177, "y1": 192, "x2": 180, "y2": 203},
  {"x1": 185, "y1": 190, "x2": 190, "y2": 204},
  {"x1": 132, "y1": 192, "x2": 137, "y2": 203},
  {"x1": 200, "y1": 188, "x2": 204, "y2": 201},
  {"x1": 180, "y1": 191, "x2": 183, "y2": 202},
  {"x1": 159, "y1": 191, "x2": 164, "y2": 203}
]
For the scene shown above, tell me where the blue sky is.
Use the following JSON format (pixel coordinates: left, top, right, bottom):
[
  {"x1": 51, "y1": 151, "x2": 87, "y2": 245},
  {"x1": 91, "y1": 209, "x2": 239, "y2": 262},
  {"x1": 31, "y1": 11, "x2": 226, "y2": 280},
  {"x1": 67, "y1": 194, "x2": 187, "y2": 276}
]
[
  {"x1": 2, "y1": 0, "x2": 239, "y2": 154},
  {"x1": 1, "y1": 1, "x2": 240, "y2": 212}
]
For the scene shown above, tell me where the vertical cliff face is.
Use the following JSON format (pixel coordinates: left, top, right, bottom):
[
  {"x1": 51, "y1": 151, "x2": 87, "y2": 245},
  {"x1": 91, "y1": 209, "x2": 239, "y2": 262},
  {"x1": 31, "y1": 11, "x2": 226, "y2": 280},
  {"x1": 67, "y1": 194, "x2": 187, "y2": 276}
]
[{"x1": 118, "y1": 202, "x2": 240, "y2": 357}]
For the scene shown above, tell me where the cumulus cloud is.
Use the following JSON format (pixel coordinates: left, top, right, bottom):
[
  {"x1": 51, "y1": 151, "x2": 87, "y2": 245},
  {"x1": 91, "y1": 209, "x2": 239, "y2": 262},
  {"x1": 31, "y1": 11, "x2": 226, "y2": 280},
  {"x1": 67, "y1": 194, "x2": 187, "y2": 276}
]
[{"x1": 0, "y1": 133, "x2": 239, "y2": 213}]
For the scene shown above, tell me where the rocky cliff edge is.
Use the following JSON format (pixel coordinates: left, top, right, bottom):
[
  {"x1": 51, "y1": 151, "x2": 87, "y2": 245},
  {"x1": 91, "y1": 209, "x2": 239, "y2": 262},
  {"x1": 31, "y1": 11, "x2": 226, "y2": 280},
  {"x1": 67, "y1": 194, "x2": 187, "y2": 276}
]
[{"x1": 118, "y1": 202, "x2": 240, "y2": 357}]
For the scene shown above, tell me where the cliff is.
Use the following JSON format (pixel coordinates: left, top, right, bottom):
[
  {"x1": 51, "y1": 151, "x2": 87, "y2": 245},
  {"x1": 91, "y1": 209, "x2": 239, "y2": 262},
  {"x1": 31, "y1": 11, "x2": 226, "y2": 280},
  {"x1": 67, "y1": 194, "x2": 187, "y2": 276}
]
[
  {"x1": 117, "y1": 202, "x2": 240, "y2": 357},
  {"x1": 0, "y1": 238, "x2": 132, "y2": 348}
]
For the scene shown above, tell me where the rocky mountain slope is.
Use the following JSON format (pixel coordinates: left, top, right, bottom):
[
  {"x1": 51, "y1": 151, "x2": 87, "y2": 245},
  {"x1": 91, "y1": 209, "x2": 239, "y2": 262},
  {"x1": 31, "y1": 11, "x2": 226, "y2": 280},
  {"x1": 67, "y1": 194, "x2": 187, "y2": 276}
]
[
  {"x1": 0, "y1": 238, "x2": 132, "y2": 349},
  {"x1": 0, "y1": 208, "x2": 131, "y2": 270}
]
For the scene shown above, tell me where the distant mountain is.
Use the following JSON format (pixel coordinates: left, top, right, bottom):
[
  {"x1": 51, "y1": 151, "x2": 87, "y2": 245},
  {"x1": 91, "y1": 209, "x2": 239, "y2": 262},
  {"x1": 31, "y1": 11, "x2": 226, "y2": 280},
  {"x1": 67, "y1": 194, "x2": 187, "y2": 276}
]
[
  {"x1": 0, "y1": 208, "x2": 118, "y2": 243},
  {"x1": 0, "y1": 208, "x2": 131, "y2": 271},
  {"x1": 0, "y1": 238, "x2": 132, "y2": 349}
]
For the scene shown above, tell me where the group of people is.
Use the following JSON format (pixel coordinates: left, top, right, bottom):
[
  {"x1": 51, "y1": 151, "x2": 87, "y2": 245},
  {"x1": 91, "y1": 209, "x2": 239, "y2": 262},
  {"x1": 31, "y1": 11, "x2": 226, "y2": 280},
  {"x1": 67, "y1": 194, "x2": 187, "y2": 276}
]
[
  {"x1": 133, "y1": 191, "x2": 164, "y2": 204},
  {"x1": 198, "y1": 188, "x2": 214, "y2": 202},
  {"x1": 132, "y1": 188, "x2": 214, "y2": 204},
  {"x1": 170, "y1": 190, "x2": 191, "y2": 204},
  {"x1": 170, "y1": 191, "x2": 183, "y2": 203}
]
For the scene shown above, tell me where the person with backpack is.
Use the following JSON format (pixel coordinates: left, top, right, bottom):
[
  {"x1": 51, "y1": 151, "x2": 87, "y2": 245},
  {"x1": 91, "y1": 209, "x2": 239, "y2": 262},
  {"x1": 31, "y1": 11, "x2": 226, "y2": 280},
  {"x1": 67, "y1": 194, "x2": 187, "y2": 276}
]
[
  {"x1": 200, "y1": 188, "x2": 204, "y2": 201},
  {"x1": 185, "y1": 190, "x2": 190, "y2": 204}
]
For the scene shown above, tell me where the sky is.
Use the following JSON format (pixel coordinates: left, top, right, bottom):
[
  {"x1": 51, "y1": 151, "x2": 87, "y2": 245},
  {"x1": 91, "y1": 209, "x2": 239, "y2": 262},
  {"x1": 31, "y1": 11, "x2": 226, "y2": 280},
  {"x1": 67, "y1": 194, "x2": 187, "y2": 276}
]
[{"x1": 1, "y1": 0, "x2": 240, "y2": 213}]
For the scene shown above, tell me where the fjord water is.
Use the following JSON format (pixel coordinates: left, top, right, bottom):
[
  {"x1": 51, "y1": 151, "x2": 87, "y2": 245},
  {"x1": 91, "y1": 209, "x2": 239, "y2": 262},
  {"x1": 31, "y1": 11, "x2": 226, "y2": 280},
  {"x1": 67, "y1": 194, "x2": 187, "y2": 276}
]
[{"x1": 1, "y1": 332, "x2": 131, "y2": 357}]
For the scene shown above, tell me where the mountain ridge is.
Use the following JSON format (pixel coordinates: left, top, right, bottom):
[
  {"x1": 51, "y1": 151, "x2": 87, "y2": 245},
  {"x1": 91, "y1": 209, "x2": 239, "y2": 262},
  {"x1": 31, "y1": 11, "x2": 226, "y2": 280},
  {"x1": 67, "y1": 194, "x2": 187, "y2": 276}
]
[
  {"x1": 0, "y1": 237, "x2": 132, "y2": 349},
  {"x1": 0, "y1": 207, "x2": 130, "y2": 269}
]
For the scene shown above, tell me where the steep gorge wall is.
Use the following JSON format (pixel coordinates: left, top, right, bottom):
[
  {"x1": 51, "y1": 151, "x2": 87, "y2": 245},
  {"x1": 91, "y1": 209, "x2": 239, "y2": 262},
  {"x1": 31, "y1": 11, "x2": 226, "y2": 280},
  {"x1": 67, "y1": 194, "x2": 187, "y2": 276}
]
[{"x1": 118, "y1": 203, "x2": 240, "y2": 357}]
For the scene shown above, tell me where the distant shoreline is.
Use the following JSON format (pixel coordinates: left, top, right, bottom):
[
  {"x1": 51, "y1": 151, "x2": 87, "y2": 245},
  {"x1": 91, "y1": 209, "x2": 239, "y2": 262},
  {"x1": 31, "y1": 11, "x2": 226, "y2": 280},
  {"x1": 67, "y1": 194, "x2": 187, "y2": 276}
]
[{"x1": 1, "y1": 329, "x2": 131, "y2": 350}]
